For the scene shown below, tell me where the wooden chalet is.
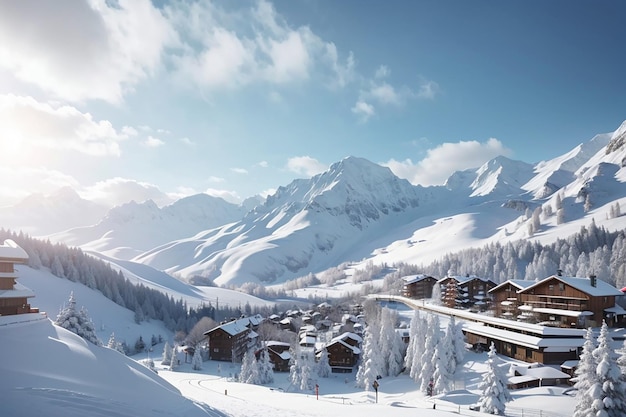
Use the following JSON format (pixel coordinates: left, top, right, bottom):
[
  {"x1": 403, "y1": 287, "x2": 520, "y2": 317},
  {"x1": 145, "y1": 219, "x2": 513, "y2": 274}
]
[
  {"x1": 0, "y1": 240, "x2": 37, "y2": 316},
  {"x1": 320, "y1": 332, "x2": 362, "y2": 372},
  {"x1": 256, "y1": 341, "x2": 291, "y2": 372},
  {"x1": 489, "y1": 279, "x2": 535, "y2": 319},
  {"x1": 204, "y1": 315, "x2": 262, "y2": 362},
  {"x1": 459, "y1": 275, "x2": 497, "y2": 310},
  {"x1": 518, "y1": 274, "x2": 625, "y2": 328},
  {"x1": 401, "y1": 274, "x2": 436, "y2": 299}
]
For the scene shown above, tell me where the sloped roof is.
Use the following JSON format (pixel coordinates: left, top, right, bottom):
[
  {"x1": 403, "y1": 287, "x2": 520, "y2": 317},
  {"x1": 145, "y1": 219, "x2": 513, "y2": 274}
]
[
  {"x1": 520, "y1": 275, "x2": 624, "y2": 297},
  {"x1": 205, "y1": 315, "x2": 262, "y2": 336},
  {"x1": 0, "y1": 240, "x2": 28, "y2": 263},
  {"x1": 0, "y1": 282, "x2": 35, "y2": 299},
  {"x1": 489, "y1": 279, "x2": 536, "y2": 293},
  {"x1": 402, "y1": 274, "x2": 434, "y2": 285}
]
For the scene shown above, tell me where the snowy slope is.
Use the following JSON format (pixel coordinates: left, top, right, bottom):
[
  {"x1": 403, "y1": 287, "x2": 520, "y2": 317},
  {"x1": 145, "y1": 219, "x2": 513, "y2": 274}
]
[{"x1": 0, "y1": 314, "x2": 219, "y2": 417}]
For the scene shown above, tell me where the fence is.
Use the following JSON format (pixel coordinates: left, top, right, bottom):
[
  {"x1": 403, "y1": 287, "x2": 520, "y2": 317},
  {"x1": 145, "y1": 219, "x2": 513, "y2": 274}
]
[{"x1": 428, "y1": 400, "x2": 570, "y2": 417}]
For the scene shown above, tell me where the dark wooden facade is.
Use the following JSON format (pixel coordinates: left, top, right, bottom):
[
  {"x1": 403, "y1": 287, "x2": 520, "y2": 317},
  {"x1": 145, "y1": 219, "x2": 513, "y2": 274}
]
[
  {"x1": 518, "y1": 275, "x2": 624, "y2": 328},
  {"x1": 489, "y1": 280, "x2": 534, "y2": 319},
  {"x1": 402, "y1": 275, "x2": 436, "y2": 299},
  {"x1": 204, "y1": 316, "x2": 263, "y2": 362}
]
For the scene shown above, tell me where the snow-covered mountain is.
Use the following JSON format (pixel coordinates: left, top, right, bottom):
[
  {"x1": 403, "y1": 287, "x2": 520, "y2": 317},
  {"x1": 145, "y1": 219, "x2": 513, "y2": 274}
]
[
  {"x1": 0, "y1": 187, "x2": 109, "y2": 236},
  {"x1": 6, "y1": 120, "x2": 626, "y2": 289},
  {"x1": 48, "y1": 193, "x2": 253, "y2": 260}
]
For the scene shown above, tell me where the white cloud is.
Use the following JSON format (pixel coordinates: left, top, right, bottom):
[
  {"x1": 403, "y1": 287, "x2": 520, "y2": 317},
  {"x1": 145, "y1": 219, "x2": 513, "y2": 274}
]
[
  {"x1": 82, "y1": 177, "x2": 173, "y2": 207},
  {"x1": 204, "y1": 188, "x2": 241, "y2": 204},
  {"x1": 0, "y1": 166, "x2": 80, "y2": 206},
  {"x1": 179, "y1": 137, "x2": 195, "y2": 146},
  {"x1": 169, "y1": 0, "x2": 354, "y2": 91},
  {"x1": 351, "y1": 100, "x2": 375, "y2": 122},
  {"x1": 257, "y1": 161, "x2": 269, "y2": 168},
  {"x1": 383, "y1": 138, "x2": 512, "y2": 186},
  {"x1": 0, "y1": 94, "x2": 133, "y2": 158},
  {"x1": 0, "y1": 0, "x2": 177, "y2": 103},
  {"x1": 286, "y1": 156, "x2": 327, "y2": 177},
  {"x1": 142, "y1": 136, "x2": 165, "y2": 148},
  {"x1": 231, "y1": 167, "x2": 249, "y2": 174},
  {"x1": 207, "y1": 176, "x2": 225, "y2": 183}
]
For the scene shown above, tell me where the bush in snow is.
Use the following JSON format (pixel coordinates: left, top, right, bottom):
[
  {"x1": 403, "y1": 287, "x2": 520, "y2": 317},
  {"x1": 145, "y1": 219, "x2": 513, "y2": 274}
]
[
  {"x1": 141, "y1": 358, "x2": 158, "y2": 373},
  {"x1": 54, "y1": 291, "x2": 101, "y2": 346}
]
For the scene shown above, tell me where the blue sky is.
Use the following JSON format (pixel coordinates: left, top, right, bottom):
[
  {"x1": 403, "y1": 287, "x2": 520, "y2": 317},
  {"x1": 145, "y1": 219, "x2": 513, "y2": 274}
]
[{"x1": 1, "y1": 0, "x2": 625, "y2": 208}]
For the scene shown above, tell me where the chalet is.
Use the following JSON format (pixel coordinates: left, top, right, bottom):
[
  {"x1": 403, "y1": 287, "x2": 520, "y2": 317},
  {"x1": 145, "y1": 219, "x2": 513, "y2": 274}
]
[
  {"x1": 0, "y1": 240, "x2": 38, "y2": 316},
  {"x1": 437, "y1": 276, "x2": 462, "y2": 308},
  {"x1": 489, "y1": 279, "x2": 535, "y2": 319},
  {"x1": 319, "y1": 332, "x2": 362, "y2": 372},
  {"x1": 204, "y1": 315, "x2": 261, "y2": 362},
  {"x1": 507, "y1": 363, "x2": 571, "y2": 389},
  {"x1": 516, "y1": 274, "x2": 625, "y2": 328},
  {"x1": 401, "y1": 274, "x2": 437, "y2": 299},
  {"x1": 459, "y1": 275, "x2": 497, "y2": 310},
  {"x1": 256, "y1": 341, "x2": 291, "y2": 372},
  {"x1": 383, "y1": 295, "x2": 587, "y2": 365}
]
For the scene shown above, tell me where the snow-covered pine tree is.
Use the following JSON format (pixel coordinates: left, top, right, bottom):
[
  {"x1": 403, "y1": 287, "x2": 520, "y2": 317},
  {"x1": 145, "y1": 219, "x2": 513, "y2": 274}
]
[
  {"x1": 289, "y1": 345, "x2": 301, "y2": 387},
  {"x1": 169, "y1": 345, "x2": 177, "y2": 371},
  {"x1": 191, "y1": 346, "x2": 203, "y2": 371},
  {"x1": 587, "y1": 321, "x2": 625, "y2": 417},
  {"x1": 317, "y1": 347, "x2": 332, "y2": 378},
  {"x1": 239, "y1": 349, "x2": 260, "y2": 384},
  {"x1": 418, "y1": 313, "x2": 440, "y2": 393},
  {"x1": 258, "y1": 348, "x2": 275, "y2": 384},
  {"x1": 430, "y1": 281, "x2": 442, "y2": 305},
  {"x1": 448, "y1": 315, "x2": 466, "y2": 370},
  {"x1": 432, "y1": 335, "x2": 452, "y2": 395},
  {"x1": 356, "y1": 323, "x2": 384, "y2": 390},
  {"x1": 106, "y1": 332, "x2": 125, "y2": 354},
  {"x1": 162, "y1": 341, "x2": 172, "y2": 365},
  {"x1": 409, "y1": 311, "x2": 426, "y2": 382},
  {"x1": 478, "y1": 342, "x2": 512, "y2": 415},
  {"x1": 299, "y1": 351, "x2": 313, "y2": 391},
  {"x1": 378, "y1": 307, "x2": 403, "y2": 376},
  {"x1": 573, "y1": 327, "x2": 598, "y2": 417},
  {"x1": 54, "y1": 291, "x2": 101, "y2": 346},
  {"x1": 403, "y1": 310, "x2": 420, "y2": 374}
]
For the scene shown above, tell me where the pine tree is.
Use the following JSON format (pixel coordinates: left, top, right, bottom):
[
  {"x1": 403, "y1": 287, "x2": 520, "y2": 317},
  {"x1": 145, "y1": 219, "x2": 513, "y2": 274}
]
[
  {"x1": 573, "y1": 327, "x2": 598, "y2": 417},
  {"x1": 258, "y1": 348, "x2": 275, "y2": 384},
  {"x1": 169, "y1": 345, "x2": 177, "y2": 371},
  {"x1": 317, "y1": 347, "x2": 332, "y2": 378},
  {"x1": 478, "y1": 342, "x2": 511, "y2": 415},
  {"x1": 587, "y1": 321, "x2": 626, "y2": 417},
  {"x1": 409, "y1": 312, "x2": 426, "y2": 382},
  {"x1": 448, "y1": 315, "x2": 466, "y2": 369},
  {"x1": 379, "y1": 307, "x2": 402, "y2": 376},
  {"x1": 299, "y1": 350, "x2": 313, "y2": 391},
  {"x1": 418, "y1": 314, "x2": 440, "y2": 394},
  {"x1": 162, "y1": 341, "x2": 172, "y2": 365},
  {"x1": 356, "y1": 324, "x2": 383, "y2": 390},
  {"x1": 239, "y1": 349, "x2": 259, "y2": 384},
  {"x1": 289, "y1": 345, "x2": 302, "y2": 388},
  {"x1": 403, "y1": 310, "x2": 420, "y2": 374},
  {"x1": 432, "y1": 336, "x2": 452, "y2": 395},
  {"x1": 54, "y1": 291, "x2": 101, "y2": 346},
  {"x1": 191, "y1": 347, "x2": 203, "y2": 371}
]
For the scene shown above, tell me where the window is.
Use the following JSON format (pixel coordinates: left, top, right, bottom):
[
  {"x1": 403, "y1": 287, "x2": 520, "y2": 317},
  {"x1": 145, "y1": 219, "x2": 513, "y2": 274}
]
[
  {"x1": 559, "y1": 283, "x2": 565, "y2": 291},
  {"x1": 549, "y1": 284, "x2": 554, "y2": 291},
  {"x1": 526, "y1": 349, "x2": 532, "y2": 359}
]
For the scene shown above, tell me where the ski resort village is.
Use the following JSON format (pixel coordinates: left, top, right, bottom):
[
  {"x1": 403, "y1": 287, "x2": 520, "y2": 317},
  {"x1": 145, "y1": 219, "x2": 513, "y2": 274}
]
[
  {"x1": 3, "y1": 232, "x2": 626, "y2": 417},
  {"x1": 4, "y1": 1, "x2": 626, "y2": 416}
]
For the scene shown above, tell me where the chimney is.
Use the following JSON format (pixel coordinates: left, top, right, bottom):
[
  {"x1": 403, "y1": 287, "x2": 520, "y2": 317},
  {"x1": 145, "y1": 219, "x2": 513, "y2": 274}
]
[
  {"x1": 589, "y1": 274, "x2": 597, "y2": 287},
  {"x1": 557, "y1": 269, "x2": 563, "y2": 277}
]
